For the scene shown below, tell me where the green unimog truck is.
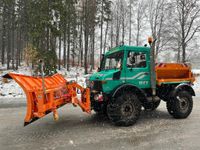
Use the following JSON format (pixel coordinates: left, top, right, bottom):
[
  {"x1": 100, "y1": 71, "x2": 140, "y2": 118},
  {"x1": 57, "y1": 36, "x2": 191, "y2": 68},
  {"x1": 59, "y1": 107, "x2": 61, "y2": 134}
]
[{"x1": 89, "y1": 45, "x2": 195, "y2": 126}]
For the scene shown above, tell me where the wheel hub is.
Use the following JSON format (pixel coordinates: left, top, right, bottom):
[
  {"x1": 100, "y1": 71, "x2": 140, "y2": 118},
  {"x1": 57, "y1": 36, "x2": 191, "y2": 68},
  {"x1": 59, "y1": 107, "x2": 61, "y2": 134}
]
[
  {"x1": 178, "y1": 97, "x2": 189, "y2": 112},
  {"x1": 121, "y1": 102, "x2": 134, "y2": 117}
]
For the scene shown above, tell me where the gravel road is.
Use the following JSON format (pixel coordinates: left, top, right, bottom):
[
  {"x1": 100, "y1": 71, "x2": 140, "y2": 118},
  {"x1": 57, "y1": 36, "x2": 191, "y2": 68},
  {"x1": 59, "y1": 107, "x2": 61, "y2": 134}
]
[{"x1": 0, "y1": 97, "x2": 200, "y2": 150}]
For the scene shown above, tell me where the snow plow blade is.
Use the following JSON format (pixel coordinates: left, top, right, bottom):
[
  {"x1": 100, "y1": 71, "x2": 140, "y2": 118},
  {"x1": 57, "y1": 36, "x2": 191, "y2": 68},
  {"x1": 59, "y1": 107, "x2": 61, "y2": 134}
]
[{"x1": 3, "y1": 73, "x2": 91, "y2": 126}]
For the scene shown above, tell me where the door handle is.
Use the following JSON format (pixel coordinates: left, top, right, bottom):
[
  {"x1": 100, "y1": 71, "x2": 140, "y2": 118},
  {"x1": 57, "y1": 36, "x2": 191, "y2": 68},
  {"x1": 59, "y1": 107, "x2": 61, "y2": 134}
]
[{"x1": 144, "y1": 72, "x2": 149, "y2": 75}]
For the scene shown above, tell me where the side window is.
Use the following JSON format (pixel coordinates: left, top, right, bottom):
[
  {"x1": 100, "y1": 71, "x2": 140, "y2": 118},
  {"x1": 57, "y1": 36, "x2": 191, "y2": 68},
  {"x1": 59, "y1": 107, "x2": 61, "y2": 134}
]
[{"x1": 127, "y1": 51, "x2": 146, "y2": 68}]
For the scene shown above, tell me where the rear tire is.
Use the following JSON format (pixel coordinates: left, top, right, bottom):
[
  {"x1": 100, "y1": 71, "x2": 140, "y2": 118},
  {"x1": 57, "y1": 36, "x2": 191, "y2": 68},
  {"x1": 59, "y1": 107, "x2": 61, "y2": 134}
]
[
  {"x1": 166, "y1": 91, "x2": 193, "y2": 119},
  {"x1": 107, "y1": 92, "x2": 141, "y2": 126}
]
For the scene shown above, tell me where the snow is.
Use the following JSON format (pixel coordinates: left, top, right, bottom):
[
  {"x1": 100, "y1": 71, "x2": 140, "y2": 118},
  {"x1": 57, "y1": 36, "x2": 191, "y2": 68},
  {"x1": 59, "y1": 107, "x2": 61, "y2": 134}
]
[
  {"x1": 0, "y1": 80, "x2": 24, "y2": 97},
  {"x1": 193, "y1": 76, "x2": 200, "y2": 96},
  {"x1": 192, "y1": 69, "x2": 200, "y2": 96},
  {"x1": 192, "y1": 69, "x2": 200, "y2": 75}
]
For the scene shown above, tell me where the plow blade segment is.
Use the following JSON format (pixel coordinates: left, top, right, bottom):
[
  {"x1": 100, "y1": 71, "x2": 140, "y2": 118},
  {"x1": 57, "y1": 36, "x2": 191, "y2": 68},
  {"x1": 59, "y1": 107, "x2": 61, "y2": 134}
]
[
  {"x1": 4, "y1": 73, "x2": 67, "y2": 126},
  {"x1": 3, "y1": 73, "x2": 91, "y2": 126}
]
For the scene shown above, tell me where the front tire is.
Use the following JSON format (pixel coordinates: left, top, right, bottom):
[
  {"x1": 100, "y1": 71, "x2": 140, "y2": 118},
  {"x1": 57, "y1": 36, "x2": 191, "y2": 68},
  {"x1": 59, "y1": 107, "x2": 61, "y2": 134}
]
[
  {"x1": 166, "y1": 91, "x2": 193, "y2": 119},
  {"x1": 107, "y1": 92, "x2": 141, "y2": 126}
]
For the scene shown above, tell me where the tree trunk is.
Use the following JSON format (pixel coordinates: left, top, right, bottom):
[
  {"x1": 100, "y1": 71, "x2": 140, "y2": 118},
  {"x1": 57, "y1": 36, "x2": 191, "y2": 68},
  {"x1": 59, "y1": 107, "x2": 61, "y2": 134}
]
[
  {"x1": 1, "y1": 5, "x2": 6, "y2": 66},
  {"x1": 80, "y1": 20, "x2": 83, "y2": 67},
  {"x1": 116, "y1": 3, "x2": 120, "y2": 46},
  {"x1": 19, "y1": 28, "x2": 22, "y2": 66},
  {"x1": 84, "y1": 31, "x2": 88, "y2": 74},
  {"x1": 91, "y1": 31, "x2": 95, "y2": 70},
  {"x1": 16, "y1": 25, "x2": 20, "y2": 70},
  {"x1": 129, "y1": 0, "x2": 132, "y2": 45},
  {"x1": 182, "y1": 42, "x2": 186, "y2": 63},
  {"x1": 84, "y1": 0, "x2": 89, "y2": 74},
  {"x1": 122, "y1": 16, "x2": 125, "y2": 44},
  {"x1": 58, "y1": 34, "x2": 61, "y2": 70},
  {"x1": 11, "y1": 9, "x2": 15, "y2": 69},
  {"x1": 72, "y1": 29, "x2": 76, "y2": 67},
  {"x1": 1, "y1": 22, "x2": 6, "y2": 66},
  {"x1": 110, "y1": 15, "x2": 113, "y2": 48},
  {"x1": 7, "y1": 24, "x2": 11, "y2": 69},
  {"x1": 136, "y1": 17, "x2": 140, "y2": 46},
  {"x1": 63, "y1": 26, "x2": 67, "y2": 68},
  {"x1": 103, "y1": 21, "x2": 109, "y2": 54},
  {"x1": 89, "y1": 29, "x2": 95, "y2": 71},
  {"x1": 177, "y1": 47, "x2": 181, "y2": 63},
  {"x1": 67, "y1": 23, "x2": 70, "y2": 71},
  {"x1": 100, "y1": 0, "x2": 103, "y2": 61}
]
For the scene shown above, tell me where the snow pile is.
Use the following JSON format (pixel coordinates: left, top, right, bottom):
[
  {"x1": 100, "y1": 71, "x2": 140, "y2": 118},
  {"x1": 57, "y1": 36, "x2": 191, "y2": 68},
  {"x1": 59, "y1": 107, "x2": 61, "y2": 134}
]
[
  {"x1": 0, "y1": 79, "x2": 24, "y2": 97},
  {"x1": 193, "y1": 76, "x2": 200, "y2": 96},
  {"x1": 192, "y1": 69, "x2": 200, "y2": 76},
  {"x1": 57, "y1": 67, "x2": 89, "y2": 87},
  {"x1": 0, "y1": 66, "x2": 36, "y2": 98},
  {"x1": 192, "y1": 69, "x2": 200, "y2": 96},
  {"x1": 0, "y1": 66, "x2": 89, "y2": 98}
]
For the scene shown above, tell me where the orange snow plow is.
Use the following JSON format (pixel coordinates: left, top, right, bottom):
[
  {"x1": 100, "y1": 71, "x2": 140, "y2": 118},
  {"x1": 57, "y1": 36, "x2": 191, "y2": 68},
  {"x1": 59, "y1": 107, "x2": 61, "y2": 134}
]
[{"x1": 3, "y1": 73, "x2": 90, "y2": 126}]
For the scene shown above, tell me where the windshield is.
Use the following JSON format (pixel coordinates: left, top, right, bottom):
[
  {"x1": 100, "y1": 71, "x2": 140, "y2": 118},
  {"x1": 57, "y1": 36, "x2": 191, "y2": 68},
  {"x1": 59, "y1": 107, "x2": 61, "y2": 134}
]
[{"x1": 100, "y1": 51, "x2": 124, "y2": 70}]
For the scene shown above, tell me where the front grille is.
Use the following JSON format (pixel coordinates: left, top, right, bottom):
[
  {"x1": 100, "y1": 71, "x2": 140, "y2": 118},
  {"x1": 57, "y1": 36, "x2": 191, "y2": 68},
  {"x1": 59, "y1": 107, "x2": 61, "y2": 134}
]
[{"x1": 93, "y1": 81, "x2": 102, "y2": 91}]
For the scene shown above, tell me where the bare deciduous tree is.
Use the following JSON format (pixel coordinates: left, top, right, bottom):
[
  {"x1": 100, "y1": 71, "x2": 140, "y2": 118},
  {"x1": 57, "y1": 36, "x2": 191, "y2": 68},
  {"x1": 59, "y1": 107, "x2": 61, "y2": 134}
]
[
  {"x1": 175, "y1": 0, "x2": 200, "y2": 62},
  {"x1": 135, "y1": 0, "x2": 147, "y2": 46},
  {"x1": 148, "y1": 0, "x2": 171, "y2": 59}
]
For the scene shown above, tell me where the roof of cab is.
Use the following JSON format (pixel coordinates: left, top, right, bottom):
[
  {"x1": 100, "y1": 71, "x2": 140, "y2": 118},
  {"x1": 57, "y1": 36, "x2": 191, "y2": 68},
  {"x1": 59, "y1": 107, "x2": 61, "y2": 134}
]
[{"x1": 105, "y1": 45, "x2": 150, "y2": 55}]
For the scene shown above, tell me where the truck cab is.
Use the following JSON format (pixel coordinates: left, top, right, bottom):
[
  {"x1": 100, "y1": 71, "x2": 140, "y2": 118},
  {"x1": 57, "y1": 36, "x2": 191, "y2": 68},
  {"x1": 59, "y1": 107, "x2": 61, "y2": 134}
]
[
  {"x1": 89, "y1": 45, "x2": 151, "y2": 93},
  {"x1": 89, "y1": 45, "x2": 195, "y2": 126}
]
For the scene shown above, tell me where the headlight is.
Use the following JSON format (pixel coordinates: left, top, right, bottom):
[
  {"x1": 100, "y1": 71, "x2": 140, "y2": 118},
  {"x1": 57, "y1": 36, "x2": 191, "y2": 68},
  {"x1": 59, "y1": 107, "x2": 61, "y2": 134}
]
[{"x1": 94, "y1": 93, "x2": 103, "y2": 101}]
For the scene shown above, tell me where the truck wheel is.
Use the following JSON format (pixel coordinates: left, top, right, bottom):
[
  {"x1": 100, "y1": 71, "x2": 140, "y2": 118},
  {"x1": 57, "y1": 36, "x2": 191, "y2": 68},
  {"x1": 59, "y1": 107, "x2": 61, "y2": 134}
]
[
  {"x1": 107, "y1": 92, "x2": 141, "y2": 126},
  {"x1": 166, "y1": 91, "x2": 193, "y2": 119},
  {"x1": 166, "y1": 91, "x2": 176, "y2": 115},
  {"x1": 143, "y1": 100, "x2": 161, "y2": 110}
]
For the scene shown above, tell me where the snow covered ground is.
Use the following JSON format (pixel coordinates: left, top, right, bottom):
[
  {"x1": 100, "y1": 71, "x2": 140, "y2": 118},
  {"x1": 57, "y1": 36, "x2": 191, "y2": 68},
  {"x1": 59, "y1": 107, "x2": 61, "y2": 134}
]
[{"x1": 0, "y1": 67, "x2": 200, "y2": 98}]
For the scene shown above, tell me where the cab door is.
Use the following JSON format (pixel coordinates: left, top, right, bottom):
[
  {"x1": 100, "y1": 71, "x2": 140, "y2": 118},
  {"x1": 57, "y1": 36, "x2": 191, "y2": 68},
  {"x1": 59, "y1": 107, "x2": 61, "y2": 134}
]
[{"x1": 125, "y1": 50, "x2": 151, "y2": 89}]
